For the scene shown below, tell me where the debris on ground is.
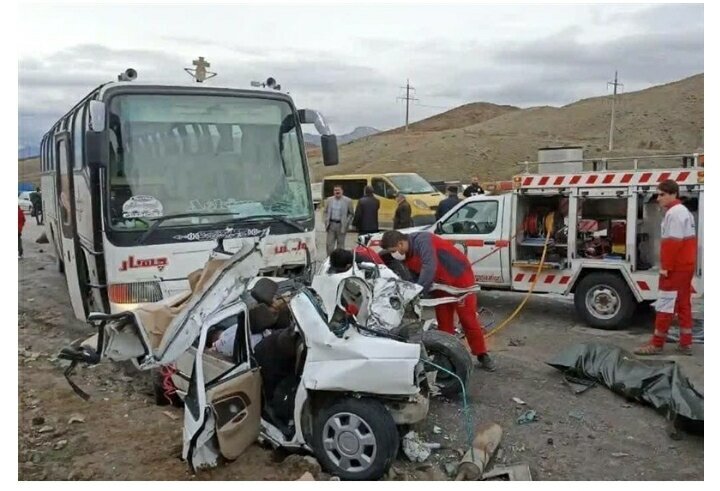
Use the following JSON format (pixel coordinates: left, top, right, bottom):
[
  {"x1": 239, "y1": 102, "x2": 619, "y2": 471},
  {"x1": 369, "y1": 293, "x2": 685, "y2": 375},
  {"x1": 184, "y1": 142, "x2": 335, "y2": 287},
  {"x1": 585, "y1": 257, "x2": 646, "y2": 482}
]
[
  {"x1": 31, "y1": 416, "x2": 45, "y2": 426},
  {"x1": 433, "y1": 426, "x2": 442, "y2": 434},
  {"x1": 54, "y1": 440, "x2": 68, "y2": 450},
  {"x1": 402, "y1": 431, "x2": 437, "y2": 463},
  {"x1": 516, "y1": 410, "x2": 538, "y2": 425},
  {"x1": 611, "y1": 452, "x2": 630, "y2": 458},
  {"x1": 296, "y1": 472, "x2": 314, "y2": 481},
  {"x1": 483, "y1": 463, "x2": 533, "y2": 481},
  {"x1": 455, "y1": 423, "x2": 503, "y2": 481},
  {"x1": 512, "y1": 397, "x2": 526, "y2": 405},
  {"x1": 508, "y1": 337, "x2": 526, "y2": 347},
  {"x1": 548, "y1": 343, "x2": 704, "y2": 427},
  {"x1": 443, "y1": 462, "x2": 459, "y2": 478},
  {"x1": 568, "y1": 410, "x2": 584, "y2": 421},
  {"x1": 282, "y1": 454, "x2": 322, "y2": 477},
  {"x1": 162, "y1": 411, "x2": 179, "y2": 421},
  {"x1": 37, "y1": 425, "x2": 54, "y2": 434},
  {"x1": 67, "y1": 414, "x2": 85, "y2": 425}
]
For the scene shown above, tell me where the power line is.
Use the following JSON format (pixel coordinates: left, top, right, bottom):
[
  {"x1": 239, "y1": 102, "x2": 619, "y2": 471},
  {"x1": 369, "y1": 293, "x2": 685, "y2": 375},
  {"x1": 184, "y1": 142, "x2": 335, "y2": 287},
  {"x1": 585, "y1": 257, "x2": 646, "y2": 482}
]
[
  {"x1": 607, "y1": 70, "x2": 624, "y2": 151},
  {"x1": 396, "y1": 79, "x2": 418, "y2": 132}
]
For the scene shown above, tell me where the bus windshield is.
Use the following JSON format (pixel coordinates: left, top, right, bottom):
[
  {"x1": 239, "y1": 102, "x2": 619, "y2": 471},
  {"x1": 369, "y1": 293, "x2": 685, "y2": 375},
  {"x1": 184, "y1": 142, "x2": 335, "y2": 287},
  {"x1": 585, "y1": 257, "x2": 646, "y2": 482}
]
[
  {"x1": 106, "y1": 94, "x2": 311, "y2": 230},
  {"x1": 387, "y1": 174, "x2": 436, "y2": 195}
]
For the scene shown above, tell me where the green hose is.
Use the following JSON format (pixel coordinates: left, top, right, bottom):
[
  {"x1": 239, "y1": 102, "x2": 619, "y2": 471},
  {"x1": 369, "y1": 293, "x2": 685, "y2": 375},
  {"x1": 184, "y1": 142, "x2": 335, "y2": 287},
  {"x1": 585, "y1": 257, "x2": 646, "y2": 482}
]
[{"x1": 420, "y1": 357, "x2": 475, "y2": 462}]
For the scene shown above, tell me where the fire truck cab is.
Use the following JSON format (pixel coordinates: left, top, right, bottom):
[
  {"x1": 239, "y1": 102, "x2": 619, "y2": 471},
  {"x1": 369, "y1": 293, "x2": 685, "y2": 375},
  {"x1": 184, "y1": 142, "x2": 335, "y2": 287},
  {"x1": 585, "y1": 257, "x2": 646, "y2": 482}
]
[{"x1": 370, "y1": 149, "x2": 704, "y2": 329}]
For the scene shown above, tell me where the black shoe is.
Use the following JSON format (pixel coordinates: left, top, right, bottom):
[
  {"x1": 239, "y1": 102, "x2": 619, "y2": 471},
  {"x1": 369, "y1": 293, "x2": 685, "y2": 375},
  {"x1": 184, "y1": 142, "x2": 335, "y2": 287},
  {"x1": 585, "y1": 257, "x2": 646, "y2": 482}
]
[{"x1": 477, "y1": 353, "x2": 496, "y2": 372}]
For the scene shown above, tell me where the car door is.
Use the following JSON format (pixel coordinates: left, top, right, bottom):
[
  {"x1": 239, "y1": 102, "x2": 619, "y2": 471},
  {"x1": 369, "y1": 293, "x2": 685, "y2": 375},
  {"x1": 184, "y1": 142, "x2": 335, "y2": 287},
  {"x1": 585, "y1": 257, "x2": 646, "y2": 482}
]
[
  {"x1": 182, "y1": 305, "x2": 262, "y2": 469},
  {"x1": 435, "y1": 197, "x2": 510, "y2": 287}
]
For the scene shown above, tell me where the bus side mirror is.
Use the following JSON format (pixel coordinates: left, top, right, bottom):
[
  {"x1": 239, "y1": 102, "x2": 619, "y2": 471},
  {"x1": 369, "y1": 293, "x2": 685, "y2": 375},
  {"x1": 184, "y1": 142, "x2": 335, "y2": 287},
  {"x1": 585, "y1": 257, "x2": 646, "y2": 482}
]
[
  {"x1": 85, "y1": 131, "x2": 108, "y2": 169},
  {"x1": 321, "y1": 135, "x2": 339, "y2": 166}
]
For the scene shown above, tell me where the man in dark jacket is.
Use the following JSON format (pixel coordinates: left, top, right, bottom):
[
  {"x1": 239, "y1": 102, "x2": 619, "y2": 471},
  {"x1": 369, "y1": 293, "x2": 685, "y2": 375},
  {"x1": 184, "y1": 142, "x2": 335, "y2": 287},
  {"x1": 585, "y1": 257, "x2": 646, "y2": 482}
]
[
  {"x1": 393, "y1": 194, "x2": 413, "y2": 230},
  {"x1": 436, "y1": 185, "x2": 461, "y2": 220},
  {"x1": 381, "y1": 230, "x2": 495, "y2": 371},
  {"x1": 463, "y1": 177, "x2": 484, "y2": 198},
  {"x1": 353, "y1": 186, "x2": 380, "y2": 234},
  {"x1": 29, "y1": 187, "x2": 42, "y2": 225}
]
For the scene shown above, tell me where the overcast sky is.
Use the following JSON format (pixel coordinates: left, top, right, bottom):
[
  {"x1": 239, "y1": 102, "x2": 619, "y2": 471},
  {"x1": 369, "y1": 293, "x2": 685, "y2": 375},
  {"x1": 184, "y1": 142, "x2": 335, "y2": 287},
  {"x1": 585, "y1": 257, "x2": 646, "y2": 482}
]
[{"x1": 18, "y1": 3, "x2": 703, "y2": 151}]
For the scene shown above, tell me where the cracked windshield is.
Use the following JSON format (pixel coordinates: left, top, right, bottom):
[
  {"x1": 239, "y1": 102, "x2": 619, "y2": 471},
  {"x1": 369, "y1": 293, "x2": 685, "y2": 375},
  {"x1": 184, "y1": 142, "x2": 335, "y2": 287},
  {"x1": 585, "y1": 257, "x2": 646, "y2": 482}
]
[{"x1": 107, "y1": 94, "x2": 311, "y2": 229}]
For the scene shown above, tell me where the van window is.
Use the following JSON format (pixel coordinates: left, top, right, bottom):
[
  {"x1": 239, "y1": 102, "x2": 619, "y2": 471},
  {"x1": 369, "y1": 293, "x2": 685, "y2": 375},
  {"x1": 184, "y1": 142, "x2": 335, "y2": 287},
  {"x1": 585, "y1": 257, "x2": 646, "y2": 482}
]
[
  {"x1": 371, "y1": 178, "x2": 391, "y2": 198},
  {"x1": 323, "y1": 179, "x2": 366, "y2": 200}
]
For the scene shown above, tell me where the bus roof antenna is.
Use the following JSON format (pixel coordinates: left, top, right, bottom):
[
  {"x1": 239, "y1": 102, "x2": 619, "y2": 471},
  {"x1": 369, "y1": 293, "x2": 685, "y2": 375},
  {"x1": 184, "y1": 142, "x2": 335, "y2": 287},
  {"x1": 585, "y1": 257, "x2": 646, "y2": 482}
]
[{"x1": 184, "y1": 57, "x2": 217, "y2": 83}]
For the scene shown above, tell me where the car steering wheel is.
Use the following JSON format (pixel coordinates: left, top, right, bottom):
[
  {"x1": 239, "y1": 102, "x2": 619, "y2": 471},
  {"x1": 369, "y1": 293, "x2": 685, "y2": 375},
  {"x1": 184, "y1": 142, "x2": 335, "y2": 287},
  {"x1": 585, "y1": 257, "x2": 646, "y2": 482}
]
[{"x1": 461, "y1": 220, "x2": 481, "y2": 234}]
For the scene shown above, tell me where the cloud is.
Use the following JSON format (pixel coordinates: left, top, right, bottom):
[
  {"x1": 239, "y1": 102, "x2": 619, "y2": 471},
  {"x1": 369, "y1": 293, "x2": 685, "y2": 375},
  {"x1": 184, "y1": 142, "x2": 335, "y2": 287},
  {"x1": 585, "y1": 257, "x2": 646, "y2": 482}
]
[{"x1": 17, "y1": 4, "x2": 704, "y2": 151}]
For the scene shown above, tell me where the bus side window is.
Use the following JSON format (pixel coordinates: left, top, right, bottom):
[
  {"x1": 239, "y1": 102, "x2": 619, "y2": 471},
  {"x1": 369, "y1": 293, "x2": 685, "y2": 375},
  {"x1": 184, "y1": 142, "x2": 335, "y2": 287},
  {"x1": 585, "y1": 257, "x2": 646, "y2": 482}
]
[{"x1": 73, "y1": 108, "x2": 84, "y2": 169}]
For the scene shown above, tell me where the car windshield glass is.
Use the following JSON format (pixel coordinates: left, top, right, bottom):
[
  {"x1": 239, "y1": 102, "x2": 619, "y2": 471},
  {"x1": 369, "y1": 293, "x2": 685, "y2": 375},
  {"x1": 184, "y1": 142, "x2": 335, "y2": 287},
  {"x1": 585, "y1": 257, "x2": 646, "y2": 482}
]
[
  {"x1": 106, "y1": 94, "x2": 311, "y2": 230},
  {"x1": 387, "y1": 174, "x2": 435, "y2": 194}
]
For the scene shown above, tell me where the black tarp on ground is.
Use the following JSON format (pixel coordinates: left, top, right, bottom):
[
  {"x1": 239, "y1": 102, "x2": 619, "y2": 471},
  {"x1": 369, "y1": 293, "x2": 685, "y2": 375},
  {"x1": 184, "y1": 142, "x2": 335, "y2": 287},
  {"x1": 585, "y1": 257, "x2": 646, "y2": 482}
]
[{"x1": 547, "y1": 342, "x2": 704, "y2": 425}]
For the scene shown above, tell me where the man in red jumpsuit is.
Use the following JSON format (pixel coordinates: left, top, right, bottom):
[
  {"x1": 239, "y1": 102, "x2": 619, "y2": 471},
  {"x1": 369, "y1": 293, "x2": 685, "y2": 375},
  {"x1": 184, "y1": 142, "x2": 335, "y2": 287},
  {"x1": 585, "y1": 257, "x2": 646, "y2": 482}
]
[
  {"x1": 381, "y1": 230, "x2": 495, "y2": 371},
  {"x1": 635, "y1": 179, "x2": 697, "y2": 356}
]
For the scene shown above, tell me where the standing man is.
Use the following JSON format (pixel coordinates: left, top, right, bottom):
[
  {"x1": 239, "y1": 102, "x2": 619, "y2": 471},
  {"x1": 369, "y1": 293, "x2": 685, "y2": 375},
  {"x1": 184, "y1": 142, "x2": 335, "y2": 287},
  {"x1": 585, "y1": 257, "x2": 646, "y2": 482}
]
[
  {"x1": 18, "y1": 205, "x2": 26, "y2": 259},
  {"x1": 380, "y1": 230, "x2": 495, "y2": 371},
  {"x1": 463, "y1": 176, "x2": 484, "y2": 198},
  {"x1": 635, "y1": 180, "x2": 697, "y2": 356},
  {"x1": 393, "y1": 193, "x2": 413, "y2": 230},
  {"x1": 29, "y1": 187, "x2": 42, "y2": 225},
  {"x1": 353, "y1": 185, "x2": 380, "y2": 235},
  {"x1": 436, "y1": 185, "x2": 461, "y2": 220},
  {"x1": 323, "y1": 185, "x2": 354, "y2": 257}
]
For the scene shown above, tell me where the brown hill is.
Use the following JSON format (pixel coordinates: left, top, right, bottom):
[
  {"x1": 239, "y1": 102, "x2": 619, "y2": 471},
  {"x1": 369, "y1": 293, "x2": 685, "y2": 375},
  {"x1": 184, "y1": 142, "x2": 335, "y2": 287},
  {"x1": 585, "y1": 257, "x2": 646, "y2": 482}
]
[
  {"x1": 18, "y1": 158, "x2": 41, "y2": 185},
  {"x1": 309, "y1": 73, "x2": 704, "y2": 182},
  {"x1": 382, "y1": 102, "x2": 519, "y2": 134}
]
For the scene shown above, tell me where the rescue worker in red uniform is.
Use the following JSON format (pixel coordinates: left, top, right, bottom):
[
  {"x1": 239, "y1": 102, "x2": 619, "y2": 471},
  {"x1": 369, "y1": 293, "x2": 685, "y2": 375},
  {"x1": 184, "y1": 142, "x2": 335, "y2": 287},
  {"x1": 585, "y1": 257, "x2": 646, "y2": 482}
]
[
  {"x1": 635, "y1": 180, "x2": 697, "y2": 356},
  {"x1": 381, "y1": 230, "x2": 495, "y2": 371}
]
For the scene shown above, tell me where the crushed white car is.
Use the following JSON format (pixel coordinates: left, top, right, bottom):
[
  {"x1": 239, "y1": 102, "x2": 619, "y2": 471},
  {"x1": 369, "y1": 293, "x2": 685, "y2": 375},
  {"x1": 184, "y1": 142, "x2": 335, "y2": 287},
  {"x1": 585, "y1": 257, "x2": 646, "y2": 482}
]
[{"x1": 61, "y1": 238, "x2": 477, "y2": 480}]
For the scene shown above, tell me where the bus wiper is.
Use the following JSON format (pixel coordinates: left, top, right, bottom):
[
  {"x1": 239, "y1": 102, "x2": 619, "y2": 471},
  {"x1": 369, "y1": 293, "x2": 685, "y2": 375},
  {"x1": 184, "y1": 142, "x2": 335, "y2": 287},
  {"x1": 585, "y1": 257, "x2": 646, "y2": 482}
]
[
  {"x1": 136, "y1": 212, "x2": 237, "y2": 245},
  {"x1": 230, "y1": 214, "x2": 306, "y2": 233}
]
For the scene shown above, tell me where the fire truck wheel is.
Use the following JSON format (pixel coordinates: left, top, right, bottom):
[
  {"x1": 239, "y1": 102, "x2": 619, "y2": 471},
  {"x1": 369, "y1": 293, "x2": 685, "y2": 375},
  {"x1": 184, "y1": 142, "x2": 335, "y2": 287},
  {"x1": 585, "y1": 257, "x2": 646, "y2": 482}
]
[{"x1": 574, "y1": 272, "x2": 637, "y2": 330}]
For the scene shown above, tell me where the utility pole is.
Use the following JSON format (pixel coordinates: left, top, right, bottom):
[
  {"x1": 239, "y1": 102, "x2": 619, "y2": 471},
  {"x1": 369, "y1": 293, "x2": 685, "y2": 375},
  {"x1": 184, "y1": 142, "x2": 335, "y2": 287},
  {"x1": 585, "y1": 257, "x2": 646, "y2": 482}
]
[
  {"x1": 397, "y1": 79, "x2": 418, "y2": 132},
  {"x1": 607, "y1": 70, "x2": 623, "y2": 151}
]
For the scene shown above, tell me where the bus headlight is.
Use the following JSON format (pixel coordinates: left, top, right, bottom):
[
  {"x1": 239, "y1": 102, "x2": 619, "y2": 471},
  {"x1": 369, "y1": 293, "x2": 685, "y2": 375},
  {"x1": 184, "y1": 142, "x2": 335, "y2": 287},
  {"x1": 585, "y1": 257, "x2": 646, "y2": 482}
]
[
  {"x1": 109, "y1": 281, "x2": 163, "y2": 304},
  {"x1": 413, "y1": 199, "x2": 431, "y2": 210}
]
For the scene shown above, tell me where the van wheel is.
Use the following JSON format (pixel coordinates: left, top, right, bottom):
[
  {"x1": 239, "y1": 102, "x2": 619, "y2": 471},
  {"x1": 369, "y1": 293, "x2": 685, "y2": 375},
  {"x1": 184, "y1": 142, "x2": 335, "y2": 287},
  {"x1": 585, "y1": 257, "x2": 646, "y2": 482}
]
[
  {"x1": 574, "y1": 272, "x2": 636, "y2": 330},
  {"x1": 413, "y1": 330, "x2": 473, "y2": 398},
  {"x1": 312, "y1": 398, "x2": 398, "y2": 481}
]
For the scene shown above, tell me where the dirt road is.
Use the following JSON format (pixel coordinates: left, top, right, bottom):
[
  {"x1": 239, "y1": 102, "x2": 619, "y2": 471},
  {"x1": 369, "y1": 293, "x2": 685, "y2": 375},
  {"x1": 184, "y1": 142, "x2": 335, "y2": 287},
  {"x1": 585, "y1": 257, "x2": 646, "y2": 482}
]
[{"x1": 18, "y1": 219, "x2": 703, "y2": 480}]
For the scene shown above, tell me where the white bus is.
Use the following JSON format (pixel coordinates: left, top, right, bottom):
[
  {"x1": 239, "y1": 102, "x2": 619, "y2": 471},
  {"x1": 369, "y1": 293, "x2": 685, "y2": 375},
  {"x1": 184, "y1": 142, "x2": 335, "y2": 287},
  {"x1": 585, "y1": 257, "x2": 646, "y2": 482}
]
[{"x1": 40, "y1": 70, "x2": 339, "y2": 321}]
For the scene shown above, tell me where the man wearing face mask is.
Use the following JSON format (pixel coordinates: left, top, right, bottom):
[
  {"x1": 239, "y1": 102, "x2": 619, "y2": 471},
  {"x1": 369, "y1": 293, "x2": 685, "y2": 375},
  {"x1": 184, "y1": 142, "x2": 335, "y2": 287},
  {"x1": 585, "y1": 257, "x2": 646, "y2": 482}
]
[{"x1": 380, "y1": 230, "x2": 495, "y2": 371}]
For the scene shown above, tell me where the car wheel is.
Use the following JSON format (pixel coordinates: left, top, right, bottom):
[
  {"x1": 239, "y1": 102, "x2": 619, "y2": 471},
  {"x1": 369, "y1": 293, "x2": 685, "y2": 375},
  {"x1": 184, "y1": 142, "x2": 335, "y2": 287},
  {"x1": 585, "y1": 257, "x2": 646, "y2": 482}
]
[
  {"x1": 312, "y1": 397, "x2": 398, "y2": 481},
  {"x1": 574, "y1": 272, "x2": 636, "y2": 330},
  {"x1": 414, "y1": 330, "x2": 473, "y2": 398}
]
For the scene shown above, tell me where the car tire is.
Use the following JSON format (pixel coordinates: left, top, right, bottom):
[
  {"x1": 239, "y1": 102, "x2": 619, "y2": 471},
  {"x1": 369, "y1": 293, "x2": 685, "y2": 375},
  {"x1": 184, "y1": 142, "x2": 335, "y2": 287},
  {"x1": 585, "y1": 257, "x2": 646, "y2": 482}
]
[
  {"x1": 312, "y1": 397, "x2": 398, "y2": 481},
  {"x1": 413, "y1": 330, "x2": 473, "y2": 398},
  {"x1": 574, "y1": 272, "x2": 636, "y2": 330}
]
